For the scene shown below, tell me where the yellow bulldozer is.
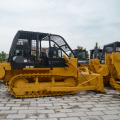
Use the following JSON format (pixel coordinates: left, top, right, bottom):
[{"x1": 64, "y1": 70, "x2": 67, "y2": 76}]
[
  {"x1": 0, "y1": 31, "x2": 105, "y2": 98},
  {"x1": 89, "y1": 42, "x2": 120, "y2": 92}
]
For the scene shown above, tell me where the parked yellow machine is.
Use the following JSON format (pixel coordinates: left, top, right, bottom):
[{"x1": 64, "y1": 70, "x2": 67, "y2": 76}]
[
  {"x1": 89, "y1": 59, "x2": 109, "y2": 85},
  {"x1": 0, "y1": 31, "x2": 106, "y2": 98},
  {"x1": 105, "y1": 52, "x2": 120, "y2": 92},
  {"x1": 89, "y1": 42, "x2": 120, "y2": 92}
]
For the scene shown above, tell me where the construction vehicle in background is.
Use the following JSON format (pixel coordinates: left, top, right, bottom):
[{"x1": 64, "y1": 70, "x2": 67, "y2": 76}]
[
  {"x1": 71, "y1": 49, "x2": 89, "y2": 66},
  {"x1": 90, "y1": 48, "x2": 103, "y2": 63},
  {"x1": 0, "y1": 31, "x2": 105, "y2": 98},
  {"x1": 89, "y1": 41, "x2": 120, "y2": 91},
  {"x1": 73, "y1": 47, "x2": 103, "y2": 66}
]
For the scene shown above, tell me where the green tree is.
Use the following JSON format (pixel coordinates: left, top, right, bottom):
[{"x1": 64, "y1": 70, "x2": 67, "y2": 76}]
[
  {"x1": 94, "y1": 42, "x2": 98, "y2": 49},
  {"x1": 86, "y1": 50, "x2": 89, "y2": 59},
  {"x1": 0, "y1": 51, "x2": 7, "y2": 62},
  {"x1": 77, "y1": 46, "x2": 83, "y2": 50},
  {"x1": 69, "y1": 52, "x2": 72, "y2": 57}
]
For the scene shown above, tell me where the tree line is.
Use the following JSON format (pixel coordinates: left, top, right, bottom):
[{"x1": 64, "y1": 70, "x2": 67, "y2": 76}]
[{"x1": 0, "y1": 51, "x2": 7, "y2": 62}]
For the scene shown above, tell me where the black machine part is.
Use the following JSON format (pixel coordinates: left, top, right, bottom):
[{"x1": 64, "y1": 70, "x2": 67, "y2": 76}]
[
  {"x1": 102, "y1": 41, "x2": 120, "y2": 57},
  {"x1": 8, "y1": 30, "x2": 75, "y2": 69},
  {"x1": 90, "y1": 49, "x2": 103, "y2": 59},
  {"x1": 90, "y1": 41, "x2": 120, "y2": 64},
  {"x1": 72, "y1": 49, "x2": 89, "y2": 66}
]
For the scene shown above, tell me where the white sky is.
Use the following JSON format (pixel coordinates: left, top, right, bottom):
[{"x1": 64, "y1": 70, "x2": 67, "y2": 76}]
[{"x1": 0, "y1": 0, "x2": 120, "y2": 53}]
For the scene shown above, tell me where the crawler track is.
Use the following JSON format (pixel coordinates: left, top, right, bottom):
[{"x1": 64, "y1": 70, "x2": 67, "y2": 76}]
[{"x1": 8, "y1": 73, "x2": 76, "y2": 98}]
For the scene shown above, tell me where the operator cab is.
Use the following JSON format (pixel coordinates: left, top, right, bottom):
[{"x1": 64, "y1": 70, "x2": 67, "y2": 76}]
[
  {"x1": 8, "y1": 31, "x2": 75, "y2": 69},
  {"x1": 72, "y1": 49, "x2": 89, "y2": 66},
  {"x1": 101, "y1": 42, "x2": 120, "y2": 63},
  {"x1": 90, "y1": 42, "x2": 120, "y2": 64},
  {"x1": 46, "y1": 47, "x2": 62, "y2": 58},
  {"x1": 102, "y1": 41, "x2": 120, "y2": 56},
  {"x1": 90, "y1": 49, "x2": 103, "y2": 59}
]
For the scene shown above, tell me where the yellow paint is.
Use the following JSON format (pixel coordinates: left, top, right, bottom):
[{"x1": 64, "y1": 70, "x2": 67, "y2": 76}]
[
  {"x1": 89, "y1": 52, "x2": 120, "y2": 92},
  {"x1": 105, "y1": 52, "x2": 120, "y2": 91},
  {"x1": 0, "y1": 62, "x2": 11, "y2": 80},
  {"x1": 0, "y1": 66, "x2": 5, "y2": 79},
  {"x1": 0, "y1": 55, "x2": 106, "y2": 98},
  {"x1": 89, "y1": 58, "x2": 109, "y2": 85}
]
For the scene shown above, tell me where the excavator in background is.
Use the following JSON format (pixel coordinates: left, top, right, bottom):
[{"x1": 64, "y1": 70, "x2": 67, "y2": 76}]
[
  {"x1": 0, "y1": 30, "x2": 105, "y2": 98},
  {"x1": 89, "y1": 41, "x2": 120, "y2": 92}
]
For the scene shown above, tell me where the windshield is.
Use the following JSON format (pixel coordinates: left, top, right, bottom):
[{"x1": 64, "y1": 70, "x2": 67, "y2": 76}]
[{"x1": 76, "y1": 51, "x2": 86, "y2": 60}]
